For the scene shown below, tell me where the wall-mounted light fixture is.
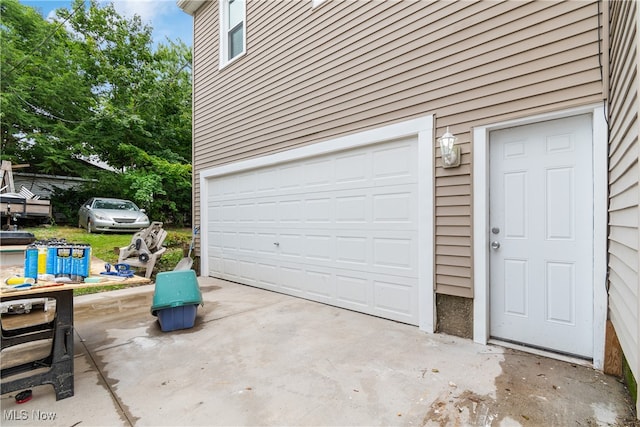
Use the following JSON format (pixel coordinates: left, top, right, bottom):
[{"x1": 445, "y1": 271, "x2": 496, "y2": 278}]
[{"x1": 438, "y1": 126, "x2": 460, "y2": 168}]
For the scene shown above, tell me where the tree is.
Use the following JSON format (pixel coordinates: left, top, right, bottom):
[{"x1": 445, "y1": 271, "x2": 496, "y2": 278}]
[
  {"x1": 0, "y1": 0, "x2": 95, "y2": 175},
  {"x1": 1, "y1": 0, "x2": 193, "y2": 225},
  {"x1": 58, "y1": 0, "x2": 193, "y2": 167}
]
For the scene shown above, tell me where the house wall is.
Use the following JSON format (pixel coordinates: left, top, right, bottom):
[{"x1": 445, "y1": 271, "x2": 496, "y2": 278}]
[
  {"x1": 190, "y1": 1, "x2": 604, "y2": 301},
  {"x1": 607, "y1": 0, "x2": 639, "y2": 413}
]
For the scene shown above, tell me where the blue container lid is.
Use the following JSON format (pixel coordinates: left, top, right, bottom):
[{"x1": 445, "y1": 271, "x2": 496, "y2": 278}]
[{"x1": 151, "y1": 270, "x2": 203, "y2": 316}]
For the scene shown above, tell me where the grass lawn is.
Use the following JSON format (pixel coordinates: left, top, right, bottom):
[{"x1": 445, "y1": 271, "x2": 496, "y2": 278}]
[{"x1": 21, "y1": 225, "x2": 194, "y2": 295}]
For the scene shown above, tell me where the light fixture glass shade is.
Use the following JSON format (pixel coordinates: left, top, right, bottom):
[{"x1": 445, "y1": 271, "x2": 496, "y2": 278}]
[{"x1": 439, "y1": 126, "x2": 460, "y2": 168}]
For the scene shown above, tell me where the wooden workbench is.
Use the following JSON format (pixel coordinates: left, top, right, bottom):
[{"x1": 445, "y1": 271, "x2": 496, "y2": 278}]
[
  {"x1": 1, "y1": 267, "x2": 150, "y2": 400},
  {"x1": 1, "y1": 275, "x2": 151, "y2": 297}
]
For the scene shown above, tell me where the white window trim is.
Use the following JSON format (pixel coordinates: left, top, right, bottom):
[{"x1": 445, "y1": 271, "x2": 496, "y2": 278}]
[
  {"x1": 312, "y1": 0, "x2": 327, "y2": 8},
  {"x1": 218, "y1": 0, "x2": 246, "y2": 70},
  {"x1": 472, "y1": 104, "x2": 608, "y2": 369}
]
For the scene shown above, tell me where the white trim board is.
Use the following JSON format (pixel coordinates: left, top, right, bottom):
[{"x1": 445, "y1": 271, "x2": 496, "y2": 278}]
[
  {"x1": 200, "y1": 115, "x2": 436, "y2": 332},
  {"x1": 472, "y1": 104, "x2": 608, "y2": 369}
]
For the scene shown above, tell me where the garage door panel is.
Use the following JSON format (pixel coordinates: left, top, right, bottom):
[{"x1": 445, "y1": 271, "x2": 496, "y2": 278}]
[
  {"x1": 237, "y1": 231, "x2": 256, "y2": 253},
  {"x1": 373, "y1": 190, "x2": 417, "y2": 223},
  {"x1": 256, "y1": 201, "x2": 277, "y2": 223},
  {"x1": 306, "y1": 270, "x2": 333, "y2": 299},
  {"x1": 336, "y1": 236, "x2": 368, "y2": 265},
  {"x1": 208, "y1": 228, "x2": 223, "y2": 249},
  {"x1": 219, "y1": 241, "x2": 420, "y2": 285},
  {"x1": 215, "y1": 229, "x2": 418, "y2": 278},
  {"x1": 222, "y1": 175, "x2": 240, "y2": 196},
  {"x1": 279, "y1": 233, "x2": 304, "y2": 258},
  {"x1": 372, "y1": 142, "x2": 417, "y2": 183},
  {"x1": 257, "y1": 169, "x2": 278, "y2": 193},
  {"x1": 222, "y1": 204, "x2": 238, "y2": 222},
  {"x1": 273, "y1": 163, "x2": 304, "y2": 193},
  {"x1": 336, "y1": 274, "x2": 370, "y2": 307},
  {"x1": 256, "y1": 233, "x2": 278, "y2": 254},
  {"x1": 238, "y1": 260, "x2": 256, "y2": 282},
  {"x1": 256, "y1": 263, "x2": 278, "y2": 289},
  {"x1": 304, "y1": 198, "x2": 332, "y2": 222},
  {"x1": 209, "y1": 140, "x2": 418, "y2": 204},
  {"x1": 222, "y1": 231, "x2": 238, "y2": 250},
  {"x1": 210, "y1": 179, "x2": 418, "y2": 204},
  {"x1": 206, "y1": 137, "x2": 421, "y2": 326},
  {"x1": 237, "y1": 203, "x2": 255, "y2": 222},
  {"x1": 280, "y1": 266, "x2": 305, "y2": 294},
  {"x1": 336, "y1": 152, "x2": 368, "y2": 184},
  {"x1": 214, "y1": 249, "x2": 419, "y2": 324},
  {"x1": 305, "y1": 235, "x2": 333, "y2": 261},
  {"x1": 207, "y1": 200, "x2": 223, "y2": 221},
  {"x1": 335, "y1": 195, "x2": 368, "y2": 223},
  {"x1": 303, "y1": 159, "x2": 333, "y2": 187},
  {"x1": 222, "y1": 258, "x2": 240, "y2": 281},
  {"x1": 237, "y1": 172, "x2": 257, "y2": 195},
  {"x1": 373, "y1": 278, "x2": 417, "y2": 320},
  {"x1": 373, "y1": 237, "x2": 415, "y2": 271},
  {"x1": 278, "y1": 199, "x2": 304, "y2": 223},
  {"x1": 209, "y1": 256, "x2": 223, "y2": 273}
]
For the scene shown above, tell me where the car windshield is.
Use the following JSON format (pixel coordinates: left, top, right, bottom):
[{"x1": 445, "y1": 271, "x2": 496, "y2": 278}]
[{"x1": 94, "y1": 200, "x2": 138, "y2": 211}]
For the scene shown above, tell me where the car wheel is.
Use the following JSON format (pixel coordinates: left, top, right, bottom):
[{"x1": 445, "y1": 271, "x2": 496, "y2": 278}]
[{"x1": 87, "y1": 220, "x2": 92, "y2": 233}]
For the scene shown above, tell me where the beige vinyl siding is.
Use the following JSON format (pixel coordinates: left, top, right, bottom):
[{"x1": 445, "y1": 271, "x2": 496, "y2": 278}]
[
  {"x1": 191, "y1": 0, "x2": 604, "y2": 297},
  {"x1": 191, "y1": 0, "x2": 217, "y2": 236},
  {"x1": 607, "y1": 0, "x2": 639, "y2": 398}
]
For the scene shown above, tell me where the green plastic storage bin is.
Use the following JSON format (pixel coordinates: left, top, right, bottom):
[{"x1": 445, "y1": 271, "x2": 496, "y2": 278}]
[{"x1": 151, "y1": 270, "x2": 203, "y2": 331}]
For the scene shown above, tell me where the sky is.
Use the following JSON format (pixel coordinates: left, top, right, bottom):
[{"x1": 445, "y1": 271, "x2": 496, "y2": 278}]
[{"x1": 19, "y1": 0, "x2": 194, "y2": 47}]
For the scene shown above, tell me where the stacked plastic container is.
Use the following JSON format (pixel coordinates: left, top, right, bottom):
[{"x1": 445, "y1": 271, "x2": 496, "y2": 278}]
[
  {"x1": 24, "y1": 240, "x2": 91, "y2": 282},
  {"x1": 151, "y1": 270, "x2": 203, "y2": 332}
]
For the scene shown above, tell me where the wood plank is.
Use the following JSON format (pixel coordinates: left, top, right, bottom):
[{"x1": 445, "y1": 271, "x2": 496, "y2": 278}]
[{"x1": 604, "y1": 320, "x2": 624, "y2": 377}]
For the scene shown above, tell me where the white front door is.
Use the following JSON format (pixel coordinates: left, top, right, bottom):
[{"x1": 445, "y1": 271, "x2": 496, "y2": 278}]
[{"x1": 489, "y1": 114, "x2": 594, "y2": 358}]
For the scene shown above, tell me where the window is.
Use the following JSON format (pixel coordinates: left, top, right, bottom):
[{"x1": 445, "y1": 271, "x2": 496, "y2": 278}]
[{"x1": 219, "y1": 0, "x2": 246, "y2": 68}]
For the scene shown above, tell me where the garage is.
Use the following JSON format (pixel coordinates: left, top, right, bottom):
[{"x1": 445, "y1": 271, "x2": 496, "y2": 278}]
[{"x1": 200, "y1": 117, "x2": 434, "y2": 328}]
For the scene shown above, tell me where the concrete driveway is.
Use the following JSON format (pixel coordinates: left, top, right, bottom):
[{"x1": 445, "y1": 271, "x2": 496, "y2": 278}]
[{"x1": 1, "y1": 277, "x2": 637, "y2": 426}]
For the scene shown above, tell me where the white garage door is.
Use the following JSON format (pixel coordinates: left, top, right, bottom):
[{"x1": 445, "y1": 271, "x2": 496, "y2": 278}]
[{"x1": 205, "y1": 137, "x2": 420, "y2": 325}]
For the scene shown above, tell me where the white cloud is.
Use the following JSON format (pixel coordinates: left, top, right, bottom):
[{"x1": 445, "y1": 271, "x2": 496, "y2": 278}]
[{"x1": 101, "y1": 0, "x2": 175, "y2": 24}]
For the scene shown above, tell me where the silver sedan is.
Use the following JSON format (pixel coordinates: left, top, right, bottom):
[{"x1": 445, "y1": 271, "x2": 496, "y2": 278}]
[{"x1": 78, "y1": 197, "x2": 150, "y2": 233}]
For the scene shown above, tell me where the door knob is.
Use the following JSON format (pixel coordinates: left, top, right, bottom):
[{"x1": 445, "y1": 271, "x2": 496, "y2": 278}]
[{"x1": 491, "y1": 241, "x2": 501, "y2": 250}]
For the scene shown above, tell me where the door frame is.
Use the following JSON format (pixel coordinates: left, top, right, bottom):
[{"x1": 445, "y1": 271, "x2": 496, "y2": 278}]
[
  {"x1": 472, "y1": 104, "x2": 608, "y2": 368},
  {"x1": 199, "y1": 115, "x2": 436, "y2": 332}
]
